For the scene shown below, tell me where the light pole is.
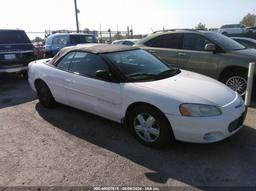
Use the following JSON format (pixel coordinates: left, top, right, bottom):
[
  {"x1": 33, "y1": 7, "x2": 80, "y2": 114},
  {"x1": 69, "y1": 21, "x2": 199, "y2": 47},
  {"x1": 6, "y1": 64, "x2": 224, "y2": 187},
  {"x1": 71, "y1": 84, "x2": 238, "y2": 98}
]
[
  {"x1": 254, "y1": 9, "x2": 256, "y2": 27},
  {"x1": 74, "y1": 0, "x2": 80, "y2": 33}
]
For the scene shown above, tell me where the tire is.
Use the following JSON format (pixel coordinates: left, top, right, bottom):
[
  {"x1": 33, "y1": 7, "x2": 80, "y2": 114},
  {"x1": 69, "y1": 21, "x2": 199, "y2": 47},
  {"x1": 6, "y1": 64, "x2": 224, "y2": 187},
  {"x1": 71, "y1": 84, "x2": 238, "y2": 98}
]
[
  {"x1": 21, "y1": 71, "x2": 28, "y2": 79},
  {"x1": 220, "y1": 69, "x2": 247, "y2": 96},
  {"x1": 127, "y1": 105, "x2": 174, "y2": 148},
  {"x1": 36, "y1": 82, "x2": 56, "y2": 108}
]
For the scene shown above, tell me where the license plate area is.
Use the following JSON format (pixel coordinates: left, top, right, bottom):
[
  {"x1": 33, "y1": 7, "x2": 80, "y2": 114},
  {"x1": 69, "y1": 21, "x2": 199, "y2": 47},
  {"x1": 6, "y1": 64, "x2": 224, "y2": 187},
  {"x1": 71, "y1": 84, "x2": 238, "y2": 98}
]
[
  {"x1": 4, "y1": 54, "x2": 16, "y2": 60},
  {"x1": 228, "y1": 112, "x2": 246, "y2": 132}
]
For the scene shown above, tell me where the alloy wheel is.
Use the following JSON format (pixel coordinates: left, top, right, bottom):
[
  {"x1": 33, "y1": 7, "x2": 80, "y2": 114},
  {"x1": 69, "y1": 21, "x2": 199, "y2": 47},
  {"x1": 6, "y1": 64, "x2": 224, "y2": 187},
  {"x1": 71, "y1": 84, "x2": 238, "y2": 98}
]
[
  {"x1": 133, "y1": 113, "x2": 160, "y2": 143},
  {"x1": 226, "y1": 76, "x2": 247, "y2": 96}
]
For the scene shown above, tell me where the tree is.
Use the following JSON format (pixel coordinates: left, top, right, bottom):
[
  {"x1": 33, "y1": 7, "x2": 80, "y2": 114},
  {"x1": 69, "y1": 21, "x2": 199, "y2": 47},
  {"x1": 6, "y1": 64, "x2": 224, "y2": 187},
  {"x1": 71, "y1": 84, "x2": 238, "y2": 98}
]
[
  {"x1": 195, "y1": 22, "x2": 207, "y2": 30},
  {"x1": 31, "y1": 37, "x2": 44, "y2": 43},
  {"x1": 240, "y1": 13, "x2": 256, "y2": 27}
]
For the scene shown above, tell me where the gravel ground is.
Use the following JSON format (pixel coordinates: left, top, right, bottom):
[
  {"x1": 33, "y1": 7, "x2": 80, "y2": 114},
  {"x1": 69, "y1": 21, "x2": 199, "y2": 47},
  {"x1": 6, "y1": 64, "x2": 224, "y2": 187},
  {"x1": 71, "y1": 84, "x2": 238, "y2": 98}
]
[{"x1": 0, "y1": 74, "x2": 256, "y2": 189}]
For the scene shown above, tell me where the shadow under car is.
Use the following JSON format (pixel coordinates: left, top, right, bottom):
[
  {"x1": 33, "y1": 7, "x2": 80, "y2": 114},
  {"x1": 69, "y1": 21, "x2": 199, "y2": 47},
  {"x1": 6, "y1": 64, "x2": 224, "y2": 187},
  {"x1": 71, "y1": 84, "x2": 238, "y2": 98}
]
[
  {"x1": 0, "y1": 74, "x2": 36, "y2": 109},
  {"x1": 35, "y1": 103, "x2": 256, "y2": 189}
]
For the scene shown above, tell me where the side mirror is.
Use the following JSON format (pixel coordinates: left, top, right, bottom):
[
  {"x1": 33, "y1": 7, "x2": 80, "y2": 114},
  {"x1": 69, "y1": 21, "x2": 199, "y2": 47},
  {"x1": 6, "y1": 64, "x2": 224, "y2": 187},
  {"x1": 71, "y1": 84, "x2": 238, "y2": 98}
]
[
  {"x1": 95, "y1": 70, "x2": 112, "y2": 81},
  {"x1": 205, "y1": 43, "x2": 216, "y2": 52}
]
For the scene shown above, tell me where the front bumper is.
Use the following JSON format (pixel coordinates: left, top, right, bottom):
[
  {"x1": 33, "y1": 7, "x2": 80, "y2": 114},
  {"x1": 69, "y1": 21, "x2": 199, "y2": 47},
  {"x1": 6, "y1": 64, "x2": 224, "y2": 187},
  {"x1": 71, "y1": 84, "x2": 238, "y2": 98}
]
[
  {"x1": 0, "y1": 66, "x2": 27, "y2": 73},
  {"x1": 166, "y1": 94, "x2": 246, "y2": 143}
]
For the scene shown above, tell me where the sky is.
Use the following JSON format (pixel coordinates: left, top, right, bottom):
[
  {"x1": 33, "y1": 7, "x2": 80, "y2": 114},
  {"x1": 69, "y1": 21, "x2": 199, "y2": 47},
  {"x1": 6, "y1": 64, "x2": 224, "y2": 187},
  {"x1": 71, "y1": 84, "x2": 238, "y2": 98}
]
[{"x1": 0, "y1": 0, "x2": 255, "y2": 39}]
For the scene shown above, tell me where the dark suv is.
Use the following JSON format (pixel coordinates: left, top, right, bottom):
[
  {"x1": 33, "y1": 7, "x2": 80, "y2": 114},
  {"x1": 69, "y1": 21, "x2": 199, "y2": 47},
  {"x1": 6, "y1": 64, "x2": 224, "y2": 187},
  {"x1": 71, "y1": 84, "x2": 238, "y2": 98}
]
[
  {"x1": 0, "y1": 29, "x2": 36, "y2": 75},
  {"x1": 136, "y1": 29, "x2": 256, "y2": 96}
]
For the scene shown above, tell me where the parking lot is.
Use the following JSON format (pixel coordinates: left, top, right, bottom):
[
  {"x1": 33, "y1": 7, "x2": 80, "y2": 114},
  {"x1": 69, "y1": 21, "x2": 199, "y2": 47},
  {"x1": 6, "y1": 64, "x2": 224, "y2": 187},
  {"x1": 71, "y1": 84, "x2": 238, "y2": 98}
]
[{"x1": 0, "y1": 74, "x2": 256, "y2": 188}]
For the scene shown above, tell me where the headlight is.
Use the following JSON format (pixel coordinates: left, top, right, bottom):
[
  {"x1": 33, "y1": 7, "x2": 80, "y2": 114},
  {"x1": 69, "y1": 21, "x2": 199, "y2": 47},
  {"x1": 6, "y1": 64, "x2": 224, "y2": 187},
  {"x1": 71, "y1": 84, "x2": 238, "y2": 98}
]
[{"x1": 179, "y1": 103, "x2": 222, "y2": 117}]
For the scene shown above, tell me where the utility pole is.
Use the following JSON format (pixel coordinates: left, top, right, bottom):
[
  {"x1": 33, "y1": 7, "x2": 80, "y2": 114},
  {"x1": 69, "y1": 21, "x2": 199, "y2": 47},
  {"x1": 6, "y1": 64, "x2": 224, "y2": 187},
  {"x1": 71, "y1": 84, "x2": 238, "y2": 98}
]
[
  {"x1": 127, "y1": 26, "x2": 130, "y2": 38},
  {"x1": 254, "y1": 9, "x2": 256, "y2": 26},
  {"x1": 130, "y1": 25, "x2": 133, "y2": 38},
  {"x1": 99, "y1": 24, "x2": 102, "y2": 43},
  {"x1": 74, "y1": 0, "x2": 80, "y2": 33},
  {"x1": 108, "y1": 28, "x2": 112, "y2": 43},
  {"x1": 130, "y1": 29, "x2": 133, "y2": 38}
]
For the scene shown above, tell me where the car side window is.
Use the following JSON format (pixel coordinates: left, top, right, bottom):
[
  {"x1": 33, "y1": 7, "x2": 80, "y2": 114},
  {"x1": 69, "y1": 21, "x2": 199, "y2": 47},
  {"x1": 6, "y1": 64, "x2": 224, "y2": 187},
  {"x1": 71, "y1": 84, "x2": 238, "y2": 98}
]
[
  {"x1": 56, "y1": 52, "x2": 76, "y2": 70},
  {"x1": 237, "y1": 40, "x2": 255, "y2": 49},
  {"x1": 69, "y1": 52, "x2": 109, "y2": 78},
  {"x1": 182, "y1": 34, "x2": 210, "y2": 51},
  {"x1": 145, "y1": 36, "x2": 162, "y2": 47},
  {"x1": 123, "y1": 41, "x2": 134, "y2": 46},
  {"x1": 52, "y1": 35, "x2": 68, "y2": 46},
  {"x1": 145, "y1": 34, "x2": 182, "y2": 49}
]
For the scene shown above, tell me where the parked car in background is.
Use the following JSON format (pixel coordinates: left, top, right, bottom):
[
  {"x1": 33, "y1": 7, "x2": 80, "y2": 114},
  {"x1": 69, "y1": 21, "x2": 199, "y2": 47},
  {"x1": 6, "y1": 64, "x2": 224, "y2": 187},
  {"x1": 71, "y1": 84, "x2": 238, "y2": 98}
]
[
  {"x1": 232, "y1": 37, "x2": 256, "y2": 49},
  {"x1": 112, "y1": 39, "x2": 139, "y2": 46},
  {"x1": 44, "y1": 33, "x2": 97, "y2": 58},
  {"x1": 246, "y1": 27, "x2": 256, "y2": 33},
  {"x1": 209, "y1": 28, "x2": 219, "y2": 32},
  {"x1": 28, "y1": 44, "x2": 246, "y2": 147},
  {"x1": 218, "y1": 24, "x2": 246, "y2": 35},
  {"x1": 0, "y1": 29, "x2": 36, "y2": 75},
  {"x1": 136, "y1": 29, "x2": 256, "y2": 96}
]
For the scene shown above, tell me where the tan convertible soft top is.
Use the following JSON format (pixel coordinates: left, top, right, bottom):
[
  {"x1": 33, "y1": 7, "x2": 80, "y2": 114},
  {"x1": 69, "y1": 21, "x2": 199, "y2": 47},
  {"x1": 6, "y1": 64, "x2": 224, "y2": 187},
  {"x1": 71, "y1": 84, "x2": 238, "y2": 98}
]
[{"x1": 49, "y1": 43, "x2": 139, "y2": 65}]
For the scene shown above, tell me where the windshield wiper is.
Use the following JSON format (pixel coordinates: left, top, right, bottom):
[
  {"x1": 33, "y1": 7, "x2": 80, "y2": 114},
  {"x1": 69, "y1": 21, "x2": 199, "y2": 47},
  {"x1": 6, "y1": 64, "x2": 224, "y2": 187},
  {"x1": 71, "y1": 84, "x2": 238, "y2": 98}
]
[
  {"x1": 127, "y1": 73, "x2": 157, "y2": 78},
  {"x1": 157, "y1": 68, "x2": 180, "y2": 76},
  {"x1": 126, "y1": 69, "x2": 180, "y2": 81}
]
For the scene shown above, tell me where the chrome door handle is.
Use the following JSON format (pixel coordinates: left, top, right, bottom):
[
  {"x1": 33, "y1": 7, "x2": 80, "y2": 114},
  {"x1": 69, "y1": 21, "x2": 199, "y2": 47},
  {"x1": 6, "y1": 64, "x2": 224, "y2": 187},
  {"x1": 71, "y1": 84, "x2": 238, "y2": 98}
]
[{"x1": 178, "y1": 52, "x2": 186, "y2": 56}]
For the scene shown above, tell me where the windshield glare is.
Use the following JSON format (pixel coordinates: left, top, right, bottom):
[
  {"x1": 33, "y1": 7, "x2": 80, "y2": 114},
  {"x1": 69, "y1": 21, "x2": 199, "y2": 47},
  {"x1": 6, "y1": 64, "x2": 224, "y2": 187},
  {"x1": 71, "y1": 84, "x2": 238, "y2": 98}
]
[
  {"x1": 106, "y1": 50, "x2": 176, "y2": 81},
  {"x1": 205, "y1": 33, "x2": 245, "y2": 51}
]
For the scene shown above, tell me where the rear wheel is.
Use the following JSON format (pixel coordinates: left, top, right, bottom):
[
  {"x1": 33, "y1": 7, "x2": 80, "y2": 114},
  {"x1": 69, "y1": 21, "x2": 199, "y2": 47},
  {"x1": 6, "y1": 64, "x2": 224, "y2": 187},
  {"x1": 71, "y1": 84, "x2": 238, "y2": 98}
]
[
  {"x1": 220, "y1": 70, "x2": 247, "y2": 96},
  {"x1": 36, "y1": 81, "x2": 56, "y2": 108},
  {"x1": 127, "y1": 105, "x2": 174, "y2": 148}
]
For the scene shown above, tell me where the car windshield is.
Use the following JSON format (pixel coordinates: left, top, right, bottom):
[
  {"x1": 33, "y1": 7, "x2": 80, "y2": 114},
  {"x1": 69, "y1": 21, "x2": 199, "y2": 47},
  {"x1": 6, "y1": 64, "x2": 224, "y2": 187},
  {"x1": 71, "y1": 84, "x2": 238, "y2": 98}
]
[
  {"x1": 70, "y1": 35, "x2": 97, "y2": 44},
  {"x1": 106, "y1": 49, "x2": 180, "y2": 82},
  {"x1": 205, "y1": 33, "x2": 246, "y2": 51}
]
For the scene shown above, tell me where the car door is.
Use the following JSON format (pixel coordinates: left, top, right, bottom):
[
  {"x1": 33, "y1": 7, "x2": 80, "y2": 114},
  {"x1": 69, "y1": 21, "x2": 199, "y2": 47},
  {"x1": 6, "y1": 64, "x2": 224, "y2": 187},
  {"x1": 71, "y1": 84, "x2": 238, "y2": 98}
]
[
  {"x1": 66, "y1": 51, "x2": 122, "y2": 121},
  {"x1": 142, "y1": 34, "x2": 183, "y2": 68},
  {"x1": 178, "y1": 34, "x2": 219, "y2": 78},
  {"x1": 45, "y1": 52, "x2": 76, "y2": 104}
]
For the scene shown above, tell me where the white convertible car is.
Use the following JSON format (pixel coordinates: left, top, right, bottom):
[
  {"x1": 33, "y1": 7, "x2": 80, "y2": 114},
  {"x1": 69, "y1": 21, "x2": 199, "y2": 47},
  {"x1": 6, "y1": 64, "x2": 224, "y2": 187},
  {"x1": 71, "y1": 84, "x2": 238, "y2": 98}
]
[{"x1": 28, "y1": 44, "x2": 246, "y2": 147}]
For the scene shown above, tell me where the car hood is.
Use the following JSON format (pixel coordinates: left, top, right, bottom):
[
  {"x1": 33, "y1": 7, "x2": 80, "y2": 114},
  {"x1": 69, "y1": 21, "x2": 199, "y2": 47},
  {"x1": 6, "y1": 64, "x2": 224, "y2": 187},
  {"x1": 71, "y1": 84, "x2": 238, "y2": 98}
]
[
  {"x1": 131, "y1": 70, "x2": 236, "y2": 107},
  {"x1": 232, "y1": 48, "x2": 256, "y2": 57}
]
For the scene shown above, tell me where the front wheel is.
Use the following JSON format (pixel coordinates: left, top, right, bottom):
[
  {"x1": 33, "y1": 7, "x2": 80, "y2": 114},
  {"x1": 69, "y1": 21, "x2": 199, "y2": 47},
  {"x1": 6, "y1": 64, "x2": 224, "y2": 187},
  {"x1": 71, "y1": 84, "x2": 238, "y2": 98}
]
[
  {"x1": 221, "y1": 70, "x2": 247, "y2": 96},
  {"x1": 128, "y1": 105, "x2": 174, "y2": 148}
]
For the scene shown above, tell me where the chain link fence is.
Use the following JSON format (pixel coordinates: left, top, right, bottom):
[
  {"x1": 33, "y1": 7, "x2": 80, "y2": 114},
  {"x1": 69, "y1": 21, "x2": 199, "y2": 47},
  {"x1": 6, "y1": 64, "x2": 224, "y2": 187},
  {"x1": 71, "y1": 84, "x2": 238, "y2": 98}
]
[{"x1": 27, "y1": 28, "x2": 144, "y2": 44}]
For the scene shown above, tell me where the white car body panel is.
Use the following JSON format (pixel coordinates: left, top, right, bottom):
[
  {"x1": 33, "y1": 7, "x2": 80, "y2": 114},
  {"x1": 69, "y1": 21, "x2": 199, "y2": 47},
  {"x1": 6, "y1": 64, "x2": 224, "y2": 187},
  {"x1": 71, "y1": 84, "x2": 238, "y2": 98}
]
[
  {"x1": 64, "y1": 72, "x2": 122, "y2": 121},
  {"x1": 28, "y1": 58, "x2": 246, "y2": 143},
  {"x1": 166, "y1": 92, "x2": 244, "y2": 143}
]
